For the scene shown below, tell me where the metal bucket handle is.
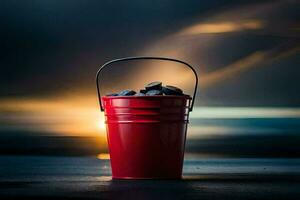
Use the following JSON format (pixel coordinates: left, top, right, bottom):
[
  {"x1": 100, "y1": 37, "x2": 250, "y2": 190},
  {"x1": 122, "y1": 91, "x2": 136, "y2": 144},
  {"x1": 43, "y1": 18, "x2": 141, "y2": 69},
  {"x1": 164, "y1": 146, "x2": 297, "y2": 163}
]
[{"x1": 96, "y1": 56, "x2": 198, "y2": 112}]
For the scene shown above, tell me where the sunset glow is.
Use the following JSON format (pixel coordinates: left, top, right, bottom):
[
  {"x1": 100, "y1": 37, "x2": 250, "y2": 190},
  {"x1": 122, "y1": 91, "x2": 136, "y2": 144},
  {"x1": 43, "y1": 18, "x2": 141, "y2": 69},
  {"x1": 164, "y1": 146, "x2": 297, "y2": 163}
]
[
  {"x1": 97, "y1": 153, "x2": 110, "y2": 160},
  {"x1": 0, "y1": 95, "x2": 106, "y2": 137},
  {"x1": 178, "y1": 20, "x2": 263, "y2": 35}
]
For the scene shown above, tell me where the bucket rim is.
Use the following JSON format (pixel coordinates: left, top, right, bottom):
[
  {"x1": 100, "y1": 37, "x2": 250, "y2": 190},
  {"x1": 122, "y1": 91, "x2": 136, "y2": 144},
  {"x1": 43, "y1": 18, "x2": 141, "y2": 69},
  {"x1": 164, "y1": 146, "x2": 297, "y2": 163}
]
[{"x1": 102, "y1": 95, "x2": 192, "y2": 100}]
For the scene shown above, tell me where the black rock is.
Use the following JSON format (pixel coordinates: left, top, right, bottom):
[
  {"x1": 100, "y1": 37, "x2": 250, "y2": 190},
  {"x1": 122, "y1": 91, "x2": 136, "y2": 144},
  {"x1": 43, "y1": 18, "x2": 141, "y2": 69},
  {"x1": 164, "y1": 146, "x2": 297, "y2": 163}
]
[
  {"x1": 139, "y1": 89, "x2": 147, "y2": 94},
  {"x1": 162, "y1": 85, "x2": 183, "y2": 95},
  {"x1": 145, "y1": 81, "x2": 162, "y2": 91},
  {"x1": 106, "y1": 93, "x2": 118, "y2": 96},
  {"x1": 118, "y1": 90, "x2": 136, "y2": 96},
  {"x1": 146, "y1": 90, "x2": 163, "y2": 96}
]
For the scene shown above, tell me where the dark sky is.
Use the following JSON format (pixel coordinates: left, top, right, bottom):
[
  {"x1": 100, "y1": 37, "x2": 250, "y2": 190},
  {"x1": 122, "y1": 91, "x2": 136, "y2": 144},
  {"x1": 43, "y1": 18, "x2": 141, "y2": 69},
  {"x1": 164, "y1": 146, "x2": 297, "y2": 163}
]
[{"x1": 0, "y1": 0, "x2": 299, "y2": 106}]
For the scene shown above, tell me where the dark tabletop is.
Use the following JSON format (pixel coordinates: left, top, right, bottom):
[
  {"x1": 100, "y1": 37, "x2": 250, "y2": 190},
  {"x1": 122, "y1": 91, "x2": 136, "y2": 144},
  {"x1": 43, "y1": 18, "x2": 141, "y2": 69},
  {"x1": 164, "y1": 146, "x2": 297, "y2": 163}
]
[{"x1": 0, "y1": 156, "x2": 300, "y2": 200}]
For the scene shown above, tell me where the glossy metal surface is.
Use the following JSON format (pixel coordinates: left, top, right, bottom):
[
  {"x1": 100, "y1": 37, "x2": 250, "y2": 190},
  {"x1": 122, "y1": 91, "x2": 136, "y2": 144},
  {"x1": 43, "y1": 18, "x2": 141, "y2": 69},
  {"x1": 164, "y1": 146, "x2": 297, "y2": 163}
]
[{"x1": 102, "y1": 95, "x2": 191, "y2": 179}]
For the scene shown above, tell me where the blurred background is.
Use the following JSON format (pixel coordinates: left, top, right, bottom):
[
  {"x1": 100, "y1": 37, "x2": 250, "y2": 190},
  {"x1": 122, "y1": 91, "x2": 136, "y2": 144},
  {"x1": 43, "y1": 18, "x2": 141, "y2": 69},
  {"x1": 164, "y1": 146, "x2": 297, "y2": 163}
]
[{"x1": 0, "y1": 0, "x2": 299, "y2": 159}]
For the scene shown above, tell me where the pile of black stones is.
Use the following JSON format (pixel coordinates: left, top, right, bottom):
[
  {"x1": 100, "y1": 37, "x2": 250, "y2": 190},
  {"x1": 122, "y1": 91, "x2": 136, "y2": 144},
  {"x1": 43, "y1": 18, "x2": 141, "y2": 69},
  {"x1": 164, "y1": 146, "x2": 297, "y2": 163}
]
[{"x1": 106, "y1": 81, "x2": 184, "y2": 96}]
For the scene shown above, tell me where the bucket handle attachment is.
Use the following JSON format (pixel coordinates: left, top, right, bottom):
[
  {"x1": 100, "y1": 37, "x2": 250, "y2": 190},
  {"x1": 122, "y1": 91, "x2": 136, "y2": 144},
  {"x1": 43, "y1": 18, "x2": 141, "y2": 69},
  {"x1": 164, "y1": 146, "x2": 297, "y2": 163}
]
[{"x1": 96, "y1": 56, "x2": 198, "y2": 112}]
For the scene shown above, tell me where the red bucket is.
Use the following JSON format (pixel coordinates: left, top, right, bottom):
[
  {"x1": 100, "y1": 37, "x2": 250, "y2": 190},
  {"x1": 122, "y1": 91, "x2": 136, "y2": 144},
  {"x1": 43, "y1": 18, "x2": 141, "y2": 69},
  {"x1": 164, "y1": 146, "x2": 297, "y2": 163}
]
[{"x1": 96, "y1": 57, "x2": 198, "y2": 179}]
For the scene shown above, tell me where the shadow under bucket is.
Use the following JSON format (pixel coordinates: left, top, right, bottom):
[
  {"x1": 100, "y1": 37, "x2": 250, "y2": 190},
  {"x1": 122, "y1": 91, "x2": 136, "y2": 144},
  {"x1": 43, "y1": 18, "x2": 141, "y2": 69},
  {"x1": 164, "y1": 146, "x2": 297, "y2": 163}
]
[{"x1": 96, "y1": 57, "x2": 198, "y2": 179}]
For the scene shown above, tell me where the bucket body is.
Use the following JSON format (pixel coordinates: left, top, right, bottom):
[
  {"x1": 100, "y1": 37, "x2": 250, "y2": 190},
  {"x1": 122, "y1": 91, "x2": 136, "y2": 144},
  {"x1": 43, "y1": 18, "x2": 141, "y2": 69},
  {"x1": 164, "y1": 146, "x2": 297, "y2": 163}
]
[{"x1": 102, "y1": 95, "x2": 191, "y2": 179}]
